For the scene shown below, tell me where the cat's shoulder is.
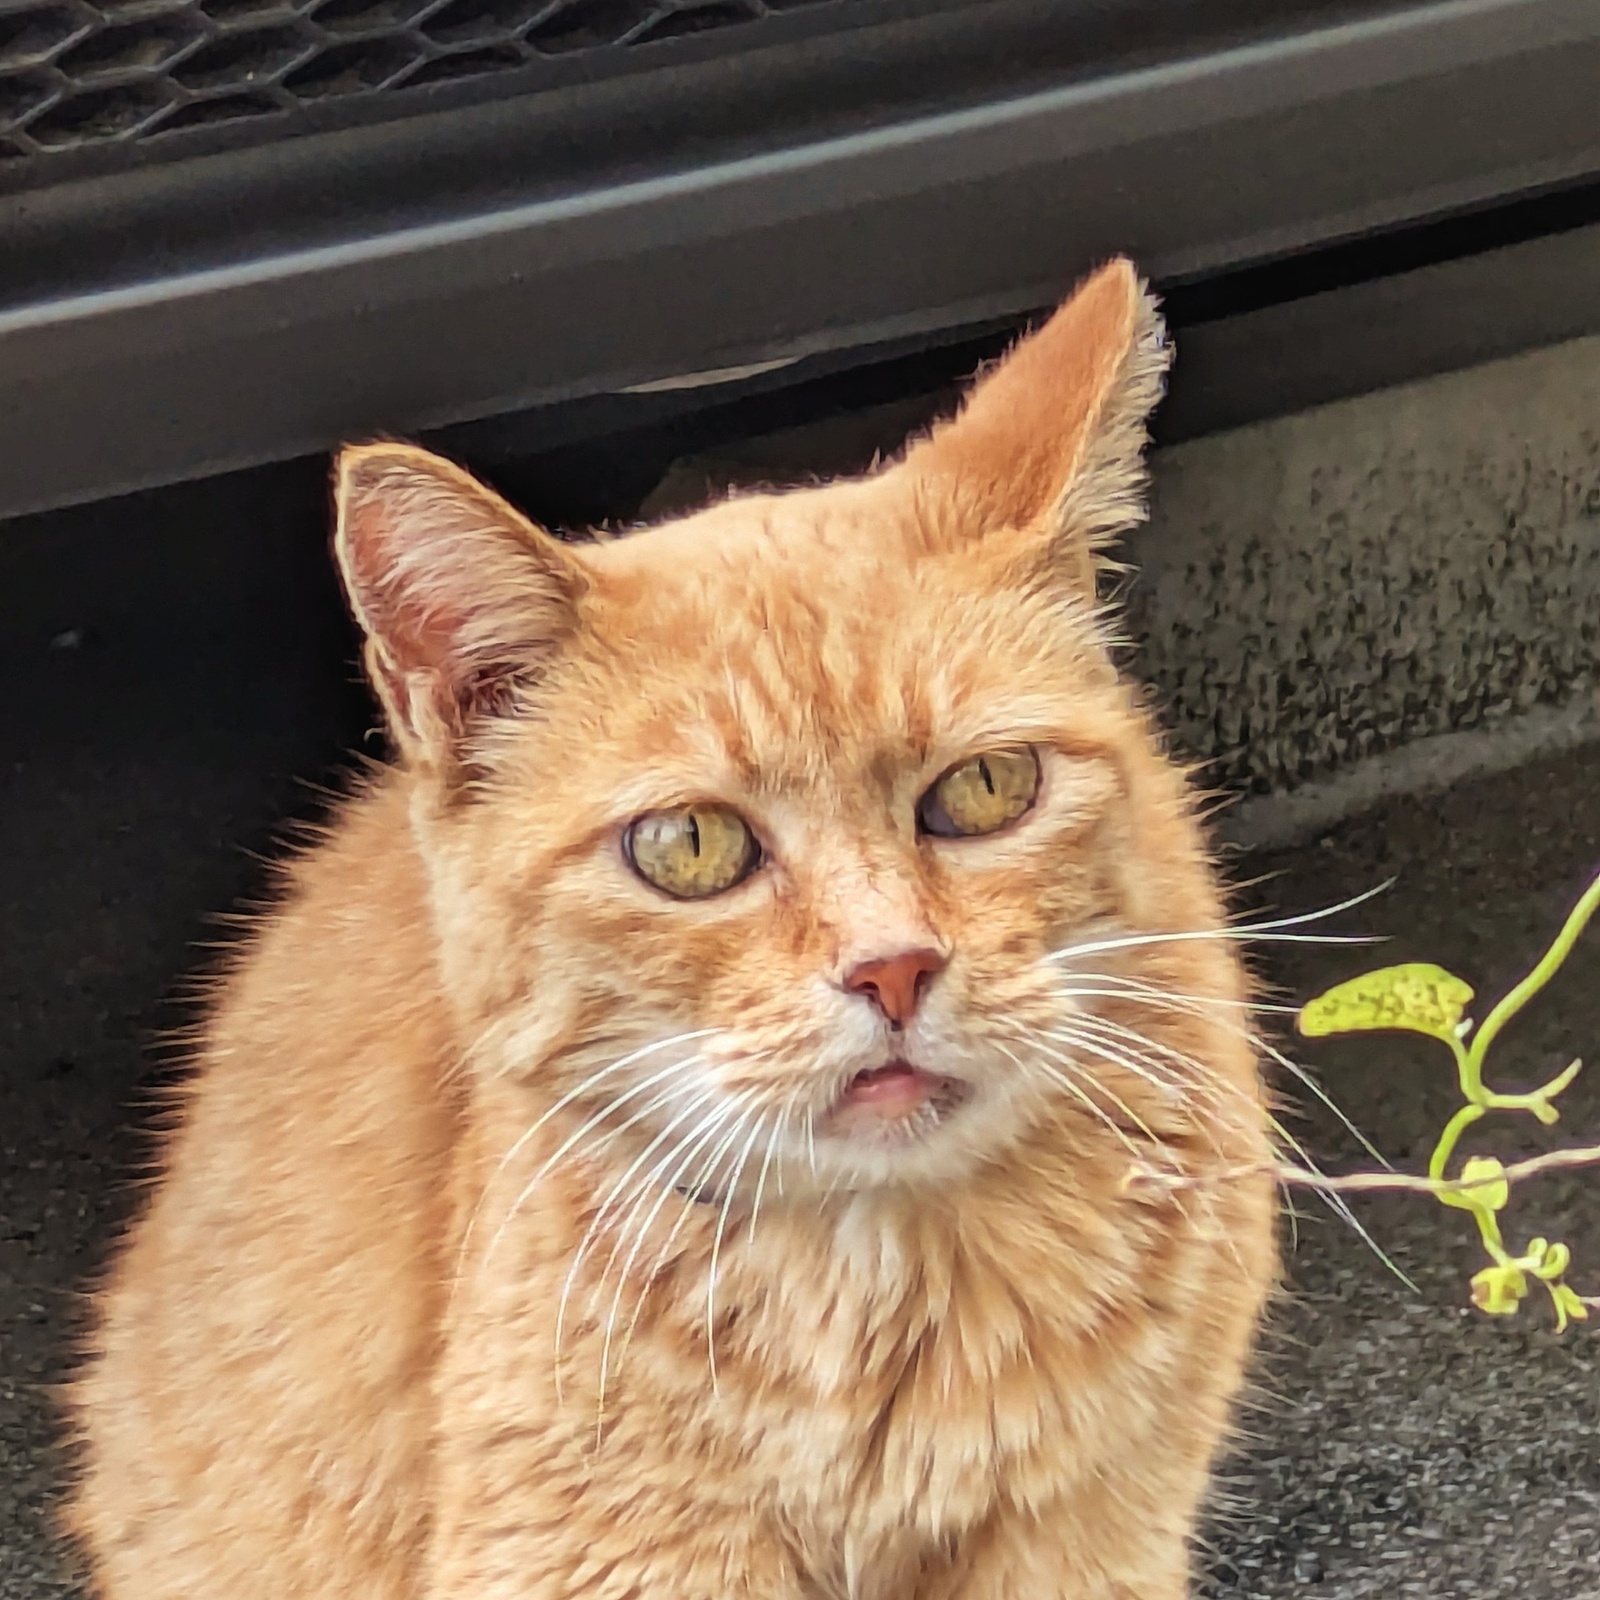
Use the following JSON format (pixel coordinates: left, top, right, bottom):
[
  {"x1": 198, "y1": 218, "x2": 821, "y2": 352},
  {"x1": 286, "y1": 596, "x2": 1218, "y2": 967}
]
[{"x1": 217, "y1": 769, "x2": 442, "y2": 1038}]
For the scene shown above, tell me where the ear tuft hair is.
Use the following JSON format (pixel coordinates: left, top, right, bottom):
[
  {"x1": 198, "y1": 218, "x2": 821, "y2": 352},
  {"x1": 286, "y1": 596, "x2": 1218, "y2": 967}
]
[
  {"x1": 902, "y1": 258, "x2": 1170, "y2": 591},
  {"x1": 333, "y1": 443, "x2": 585, "y2": 775}
]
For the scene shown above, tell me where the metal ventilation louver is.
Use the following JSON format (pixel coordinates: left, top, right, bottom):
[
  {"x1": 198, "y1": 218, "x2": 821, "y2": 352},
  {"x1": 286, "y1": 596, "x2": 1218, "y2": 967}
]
[{"x1": 0, "y1": 0, "x2": 832, "y2": 160}]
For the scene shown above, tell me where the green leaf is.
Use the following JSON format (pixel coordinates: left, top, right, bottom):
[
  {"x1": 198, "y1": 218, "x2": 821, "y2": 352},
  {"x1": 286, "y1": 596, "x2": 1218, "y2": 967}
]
[
  {"x1": 1297, "y1": 963, "x2": 1474, "y2": 1043},
  {"x1": 1441, "y1": 1155, "x2": 1509, "y2": 1214},
  {"x1": 1470, "y1": 1262, "x2": 1527, "y2": 1315},
  {"x1": 1533, "y1": 1240, "x2": 1572, "y2": 1280},
  {"x1": 1550, "y1": 1283, "x2": 1590, "y2": 1333}
]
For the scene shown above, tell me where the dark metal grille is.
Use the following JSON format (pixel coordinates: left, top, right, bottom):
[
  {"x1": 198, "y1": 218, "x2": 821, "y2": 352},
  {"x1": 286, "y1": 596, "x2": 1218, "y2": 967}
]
[{"x1": 0, "y1": 0, "x2": 839, "y2": 161}]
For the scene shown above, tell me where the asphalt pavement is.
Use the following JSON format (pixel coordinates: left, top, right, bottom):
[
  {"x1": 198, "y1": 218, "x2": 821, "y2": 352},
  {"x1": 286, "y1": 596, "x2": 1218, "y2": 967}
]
[{"x1": 3, "y1": 458, "x2": 1600, "y2": 1597}]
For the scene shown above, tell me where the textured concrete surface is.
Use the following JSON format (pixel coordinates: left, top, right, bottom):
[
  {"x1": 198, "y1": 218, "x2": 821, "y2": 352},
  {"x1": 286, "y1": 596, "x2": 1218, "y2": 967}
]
[
  {"x1": 1202, "y1": 762, "x2": 1600, "y2": 1598},
  {"x1": 1221, "y1": 693, "x2": 1600, "y2": 851},
  {"x1": 1128, "y1": 332, "x2": 1600, "y2": 796}
]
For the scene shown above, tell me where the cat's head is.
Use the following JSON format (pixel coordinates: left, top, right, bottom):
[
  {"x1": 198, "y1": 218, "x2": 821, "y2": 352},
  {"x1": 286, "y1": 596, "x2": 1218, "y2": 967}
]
[{"x1": 334, "y1": 259, "x2": 1253, "y2": 1197}]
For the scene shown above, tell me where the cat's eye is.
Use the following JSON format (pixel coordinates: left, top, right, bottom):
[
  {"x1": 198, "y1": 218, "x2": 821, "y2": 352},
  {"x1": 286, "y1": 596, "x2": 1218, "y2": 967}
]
[
  {"x1": 918, "y1": 746, "x2": 1040, "y2": 838},
  {"x1": 625, "y1": 804, "x2": 759, "y2": 899}
]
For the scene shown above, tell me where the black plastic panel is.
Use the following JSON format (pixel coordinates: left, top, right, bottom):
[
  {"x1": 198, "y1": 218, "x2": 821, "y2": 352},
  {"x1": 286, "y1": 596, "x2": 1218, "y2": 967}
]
[
  {"x1": 0, "y1": 0, "x2": 1375, "y2": 191},
  {"x1": 0, "y1": 0, "x2": 1595, "y2": 519}
]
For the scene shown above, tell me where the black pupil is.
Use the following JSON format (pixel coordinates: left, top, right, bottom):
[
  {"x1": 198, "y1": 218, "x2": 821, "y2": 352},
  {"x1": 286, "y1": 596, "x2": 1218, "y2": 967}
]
[
  {"x1": 687, "y1": 813, "x2": 701, "y2": 856},
  {"x1": 979, "y1": 758, "x2": 995, "y2": 796}
]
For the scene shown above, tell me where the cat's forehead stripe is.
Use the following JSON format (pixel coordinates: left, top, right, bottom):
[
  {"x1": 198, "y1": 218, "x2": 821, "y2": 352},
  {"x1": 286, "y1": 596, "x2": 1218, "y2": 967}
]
[{"x1": 559, "y1": 483, "x2": 1127, "y2": 807}]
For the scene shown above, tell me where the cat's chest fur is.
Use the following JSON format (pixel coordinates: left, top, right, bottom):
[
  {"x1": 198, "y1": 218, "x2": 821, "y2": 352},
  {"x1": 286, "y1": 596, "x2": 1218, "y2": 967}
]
[{"x1": 446, "y1": 1133, "x2": 1182, "y2": 1597}]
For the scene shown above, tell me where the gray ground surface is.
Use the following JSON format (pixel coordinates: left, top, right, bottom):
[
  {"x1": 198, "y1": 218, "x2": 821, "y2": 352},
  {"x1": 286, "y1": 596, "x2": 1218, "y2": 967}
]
[
  {"x1": 1203, "y1": 779, "x2": 1600, "y2": 1598},
  {"x1": 4, "y1": 462, "x2": 1600, "y2": 1596}
]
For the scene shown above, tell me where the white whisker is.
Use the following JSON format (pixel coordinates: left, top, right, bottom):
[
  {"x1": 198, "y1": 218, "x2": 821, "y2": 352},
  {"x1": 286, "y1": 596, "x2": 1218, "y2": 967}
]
[
  {"x1": 746, "y1": 1093, "x2": 792, "y2": 1245},
  {"x1": 1058, "y1": 983, "x2": 1391, "y2": 1175},
  {"x1": 1043, "y1": 1011, "x2": 1244, "y2": 1119},
  {"x1": 554, "y1": 1081, "x2": 722, "y2": 1396},
  {"x1": 597, "y1": 1092, "x2": 755, "y2": 1421},
  {"x1": 1265, "y1": 1116, "x2": 1416, "y2": 1291},
  {"x1": 1039, "y1": 1019, "x2": 1185, "y2": 1101},
  {"x1": 1053, "y1": 975, "x2": 1297, "y2": 1016},
  {"x1": 603, "y1": 1099, "x2": 756, "y2": 1408},
  {"x1": 1048, "y1": 1037, "x2": 1165, "y2": 1141},
  {"x1": 1041, "y1": 883, "x2": 1393, "y2": 967},
  {"x1": 485, "y1": 1050, "x2": 709, "y2": 1274},
  {"x1": 996, "y1": 1038, "x2": 1144, "y2": 1161},
  {"x1": 584, "y1": 1105, "x2": 729, "y2": 1352},
  {"x1": 1031, "y1": 1027, "x2": 1231, "y2": 1205},
  {"x1": 1045, "y1": 927, "x2": 1378, "y2": 964},
  {"x1": 1015, "y1": 1027, "x2": 1219, "y2": 1228},
  {"x1": 1256, "y1": 1036, "x2": 1393, "y2": 1172},
  {"x1": 1033, "y1": 887, "x2": 1408, "y2": 1284},
  {"x1": 453, "y1": 1028, "x2": 717, "y2": 1287},
  {"x1": 707, "y1": 1112, "x2": 768, "y2": 1396},
  {"x1": 1051, "y1": 974, "x2": 1389, "y2": 1170}
]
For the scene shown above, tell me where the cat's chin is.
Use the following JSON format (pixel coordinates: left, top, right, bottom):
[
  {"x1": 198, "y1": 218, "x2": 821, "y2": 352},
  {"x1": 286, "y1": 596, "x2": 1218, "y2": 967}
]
[{"x1": 823, "y1": 1061, "x2": 971, "y2": 1149}]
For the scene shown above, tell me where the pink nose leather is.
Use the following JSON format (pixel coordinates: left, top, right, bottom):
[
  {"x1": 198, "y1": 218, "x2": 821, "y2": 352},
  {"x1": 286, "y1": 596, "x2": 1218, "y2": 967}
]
[{"x1": 844, "y1": 948, "x2": 947, "y2": 1028}]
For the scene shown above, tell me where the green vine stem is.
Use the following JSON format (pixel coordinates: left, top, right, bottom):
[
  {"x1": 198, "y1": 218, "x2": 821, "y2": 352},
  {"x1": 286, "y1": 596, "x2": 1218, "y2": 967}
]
[{"x1": 1291, "y1": 869, "x2": 1600, "y2": 1330}]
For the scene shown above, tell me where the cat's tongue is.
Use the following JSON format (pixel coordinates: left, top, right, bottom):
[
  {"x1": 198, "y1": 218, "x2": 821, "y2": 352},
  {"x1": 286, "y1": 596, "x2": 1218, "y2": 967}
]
[{"x1": 843, "y1": 1061, "x2": 938, "y2": 1115}]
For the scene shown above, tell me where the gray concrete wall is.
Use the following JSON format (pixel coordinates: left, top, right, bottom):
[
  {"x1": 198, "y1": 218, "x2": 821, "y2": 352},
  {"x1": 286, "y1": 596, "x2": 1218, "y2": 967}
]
[{"x1": 1130, "y1": 334, "x2": 1600, "y2": 803}]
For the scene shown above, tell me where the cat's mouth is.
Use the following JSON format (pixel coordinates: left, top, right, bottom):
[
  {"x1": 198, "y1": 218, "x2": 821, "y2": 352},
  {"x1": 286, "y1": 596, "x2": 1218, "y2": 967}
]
[{"x1": 826, "y1": 1060, "x2": 970, "y2": 1143}]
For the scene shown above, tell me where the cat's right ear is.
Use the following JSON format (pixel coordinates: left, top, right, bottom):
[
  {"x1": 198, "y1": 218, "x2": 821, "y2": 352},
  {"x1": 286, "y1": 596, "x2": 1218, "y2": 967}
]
[
  {"x1": 899, "y1": 258, "x2": 1167, "y2": 595},
  {"x1": 333, "y1": 443, "x2": 585, "y2": 774}
]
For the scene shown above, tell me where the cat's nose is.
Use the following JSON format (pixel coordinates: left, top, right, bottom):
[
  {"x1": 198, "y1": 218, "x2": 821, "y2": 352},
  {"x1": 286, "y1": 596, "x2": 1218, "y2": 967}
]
[{"x1": 844, "y1": 948, "x2": 948, "y2": 1029}]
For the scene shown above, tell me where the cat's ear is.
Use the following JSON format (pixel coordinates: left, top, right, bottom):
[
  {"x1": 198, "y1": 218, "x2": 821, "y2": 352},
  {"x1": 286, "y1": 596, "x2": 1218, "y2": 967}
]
[
  {"x1": 904, "y1": 257, "x2": 1168, "y2": 591},
  {"x1": 333, "y1": 443, "x2": 585, "y2": 773}
]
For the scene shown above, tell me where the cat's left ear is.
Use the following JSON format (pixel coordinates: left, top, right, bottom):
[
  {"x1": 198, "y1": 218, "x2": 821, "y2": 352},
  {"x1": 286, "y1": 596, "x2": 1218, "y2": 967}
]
[
  {"x1": 333, "y1": 442, "x2": 586, "y2": 775},
  {"x1": 902, "y1": 257, "x2": 1168, "y2": 592}
]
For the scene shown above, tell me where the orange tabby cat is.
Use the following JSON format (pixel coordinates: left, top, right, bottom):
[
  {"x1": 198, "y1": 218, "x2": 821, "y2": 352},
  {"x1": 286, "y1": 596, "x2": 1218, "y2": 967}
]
[{"x1": 70, "y1": 259, "x2": 1275, "y2": 1599}]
